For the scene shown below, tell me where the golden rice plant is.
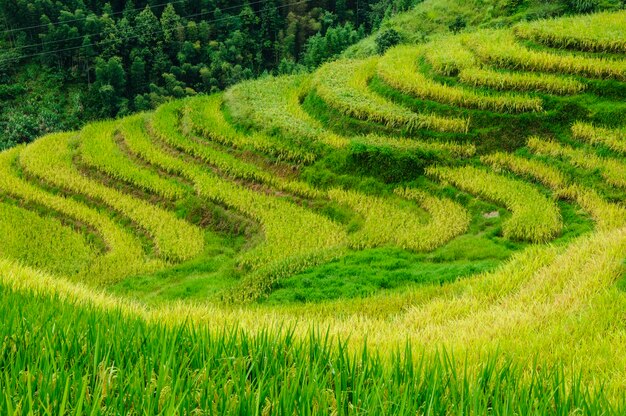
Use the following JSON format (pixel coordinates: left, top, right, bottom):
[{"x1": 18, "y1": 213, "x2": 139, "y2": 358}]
[
  {"x1": 152, "y1": 100, "x2": 320, "y2": 199},
  {"x1": 572, "y1": 121, "x2": 626, "y2": 154},
  {"x1": 557, "y1": 184, "x2": 626, "y2": 231},
  {"x1": 312, "y1": 58, "x2": 470, "y2": 133},
  {"x1": 19, "y1": 132, "x2": 204, "y2": 263},
  {"x1": 154, "y1": 101, "x2": 318, "y2": 198},
  {"x1": 481, "y1": 152, "x2": 568, "y2": 190},
  {"x1": 378, "y1": 45, "x2": 543, "y2": 113},
  {"x1": 527, "y1": 136, "x2": 626, "y2": 190},
  {"x1": 0, "y1": 149, "x2": 161, "y2": 283},
  {"x1": 80, "y1": 120, "x2": 187, "y2": 200},
  {"x1": 427, "y1": 165, "x2": 562, "y2": 243},
  {"x1": 463, "y1": 29, "x2": 626, "y2": 81},
  {"x1": 459, "y1": 67, "x2": 586, "y2": 95},
  {"x1": 513, "y1": 10, "x2": 626, "y2": 54},
  {"x1": 395, "y1": 187, "x2": 471, "y2": 249}
]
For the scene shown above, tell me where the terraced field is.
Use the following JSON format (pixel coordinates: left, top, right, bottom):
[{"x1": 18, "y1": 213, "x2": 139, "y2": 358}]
[{"x1": 2, "y1": 10, "x2": 626, "y2": 413}]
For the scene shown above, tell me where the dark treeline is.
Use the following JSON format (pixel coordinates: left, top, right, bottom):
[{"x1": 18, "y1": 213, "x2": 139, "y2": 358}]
[{"x1": 0, "y1": 0, "x2": 418, "y2": 149}]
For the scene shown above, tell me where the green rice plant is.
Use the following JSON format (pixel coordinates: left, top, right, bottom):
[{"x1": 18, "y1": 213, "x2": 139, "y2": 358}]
[
  {"x1": 514, "y1": 10, "x2": 626, "y2": 54},
  {"x1": 427, "y1": 165, "x2": 563, "y2": 242},
  {"x1": 572, "y1": 121, "x2": 626, "y2": 154},
  {"x1": 312, "y1": 58, "x2": 470, "y2": 133},
  {"x1": 459, "y1": 67, "x2": 586, "y2": 95},
  {"x1": 463, "y1": 29, "x2": 626, "y2": 81},
  {"x1": 0, "y1": 276, "x2": 618, "y2": 415},
  {"x1": 80, "y1": 120, "x2": 187, "y2": 200},
  {"x1": 481, "y1": 151, "x2": 626, "y2": 231},
  {"x1": 184, "y1": 94, "x2": 318, "y2": 163},
  {"x1": 327, "y1": 188, "x2": 468, "y2": 251},
  {"x1": 0, "y1": 202, "x2": 95, "y2": 276},
  {"x1": 0, "y1": 149, "x2": 160, "y2": 283},
  {"x1": 19, "y1": 133, "x2": 204, "y2": 263},
  {"x1": 120, "y1": 115, "x2": 348, "y2": 297},
  {"x1": 527, "y1": 136, "x2": 626, "y2": 190},
  {"x1": 152, "y1": 100, "x2": 320, "y2": 199},
  {"x1": 223, "y1": 75, "x2": 349, "y2": 150},
  {"x1": 378, "y1": 45, "x2": 544, "y2": 113}
]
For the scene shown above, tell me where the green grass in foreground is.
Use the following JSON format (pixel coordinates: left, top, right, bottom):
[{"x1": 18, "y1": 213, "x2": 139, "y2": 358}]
[{"x1": 0, "y1": 285, "x2": 619, "y2": 415}]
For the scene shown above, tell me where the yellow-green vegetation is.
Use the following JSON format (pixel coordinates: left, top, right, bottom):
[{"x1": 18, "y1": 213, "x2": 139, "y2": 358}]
[
  {"x1": 423, "y1": 35, "x2": 585, "y2": 95},
  {"x1": 80, "y1": 120, "x2": 187, "y2": 200},
  {"x1": 313, "y1": 58, "x2": 470, "y2": 133},
  {"x1": 19, "y1": 133, "x2": 204, "y2": 263},
  {"x1": 459, "y1": 67, "x2": 586, "y2": 95},
  {"x1": 422, "y1": 36, "x2": 477, "y2": 76},
  {"x1": 354, "y1": 134, "x2": 476, "y2": 157},
  {"x1": 0, "y1": 202, "x2": 95, "y2": 276},
  {"x1": 152, "y1": 100, "x2": 319, "y2": 199},
  {"x1": 572, "y1": 121, "x2": 626, "y2": 154},
  {"x1": 528, "y1": 136, "x2": 626, "y2": 190},
  {"x1": 482, "y1": 151, "x2": 626, "y2": 231},
  {"x1": 184, "y1": 94, "x2": 317, "y2": 163},
  {"x1": 379, "y1": 45, "x2": 543, "y2": 112},
  {"x1": 4, "y1": 8, "x2": 626, "y2": 413},
  {"x1": 120, "y1": 115, "x2": 347, "y2": 288},
  {"x1": 514, "y1": 10, "x2": 626, "y2": 53},
  {"x1": 482, "y1": 151, "x2": 568, "y2": 190},
  {"x1": 224, "y1": 75, "x2": 349, "y2": 149},
  {"x1": 327, "y1": 188, "x2": 469, "y2": 251},
  {"x1": 428, "y1": 165, "x2": 563, "y2": 242},
  {"x1": 0, "y1": 149, "x2": 160, "y2": 283},
  {"x1": 464, "y1": 29, "x2": 626, "y2": 80}
]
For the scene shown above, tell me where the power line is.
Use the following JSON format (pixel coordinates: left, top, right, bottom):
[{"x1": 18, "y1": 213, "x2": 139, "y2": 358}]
[
  {"x1": 0, "y1": 0, "x2": 309, "y2": 65},
  {"x1": 2, "y1": 0, "x2": 187, "y2": 35},
  {"x1": 0, "y1": 0, "x2": 288, "y2": 36},
  {"x1": 7, "y1": 0, "x2": 288, "y2": 53}
]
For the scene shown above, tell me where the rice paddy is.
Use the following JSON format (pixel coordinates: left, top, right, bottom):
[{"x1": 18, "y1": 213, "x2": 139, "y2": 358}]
[{"x1": 2, "y1": 9, "x2": 626, "y2": 414}]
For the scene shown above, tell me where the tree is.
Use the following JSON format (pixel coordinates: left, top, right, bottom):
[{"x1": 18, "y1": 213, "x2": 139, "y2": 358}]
[
  {"x1": 135, "y1": 5, "x2": 160, "y2": 48},
  {"x1": 93, "y1": 56, "x2": 126, "y2": 116},
  {"x1": 129, "y1": 56, "x2": 146, "y2": 94},
  {"x1": 161, "y1": 3, "x2": 183, "y2": 44}
]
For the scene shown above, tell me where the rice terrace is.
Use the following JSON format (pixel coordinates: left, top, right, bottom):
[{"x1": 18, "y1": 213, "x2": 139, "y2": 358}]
[{"x1": 1, "y1": 0, "x2": 626, "y2": 413}]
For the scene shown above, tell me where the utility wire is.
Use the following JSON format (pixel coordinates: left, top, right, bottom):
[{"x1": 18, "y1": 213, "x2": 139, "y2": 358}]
[
  {"x1": 5, "y1": 0, "x2": 290, "y2": 52},
  {"x1": 0, "y1": 0, "x2": 269, "y2": 35},
  {"x1": 0, "y1": 0, "x2": 308, "y2": 64}
]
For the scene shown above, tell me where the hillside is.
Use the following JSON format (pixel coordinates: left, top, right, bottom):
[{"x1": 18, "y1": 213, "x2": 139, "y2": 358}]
[{"x1": 2, "y1": 8, "x2": 626, "y2": 413}]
